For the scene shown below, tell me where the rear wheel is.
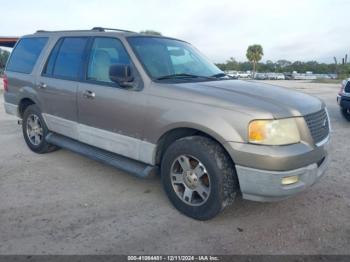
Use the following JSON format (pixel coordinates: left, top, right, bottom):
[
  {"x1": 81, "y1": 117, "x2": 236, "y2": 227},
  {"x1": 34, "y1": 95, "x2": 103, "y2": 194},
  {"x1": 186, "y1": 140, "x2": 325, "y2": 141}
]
[
  {"x1": 341, "y1": 107, "x2": 350, "y2": 121},
  {"x1": 161, "y1": 136, "x2": 239, "y2": 220},
  {"x1": 22, "y1": 105, "x2": 59, "y2": 153}
]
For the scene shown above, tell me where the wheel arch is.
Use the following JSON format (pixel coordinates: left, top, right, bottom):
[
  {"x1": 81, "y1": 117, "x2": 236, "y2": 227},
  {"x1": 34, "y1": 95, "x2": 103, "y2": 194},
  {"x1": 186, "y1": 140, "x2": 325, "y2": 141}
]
[
  {"x1": 154, "y1": 125, "x2": 237, "y2": 167},
  {"x1": 18, "y1": 98, "x2": 36, "y2": 118}
]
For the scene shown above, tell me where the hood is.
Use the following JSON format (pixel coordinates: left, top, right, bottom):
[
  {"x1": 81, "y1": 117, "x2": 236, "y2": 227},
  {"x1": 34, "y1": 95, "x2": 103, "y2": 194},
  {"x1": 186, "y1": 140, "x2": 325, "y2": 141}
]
[{"x1": 168, "y1": 80, "x2": 324, "y2": 119}]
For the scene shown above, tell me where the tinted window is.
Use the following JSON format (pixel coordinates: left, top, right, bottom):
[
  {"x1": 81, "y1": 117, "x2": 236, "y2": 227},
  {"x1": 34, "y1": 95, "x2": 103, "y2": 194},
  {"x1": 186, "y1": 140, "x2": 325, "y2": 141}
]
[
  {"x1": 87, "y1": 38, "x2": 130, "y2": 83},
  {"x1": 6, "y1": 37, "x2": 48, "y2": 74},
  {"x1": 345, "y1": 81, "x2": 350, "y2": 93},
  {"x1": 44, "y1": 38, "x2": 62, "y2": 76},
  {"x1": 45, "y1": 37, "x2": 88, "y2": 79}
]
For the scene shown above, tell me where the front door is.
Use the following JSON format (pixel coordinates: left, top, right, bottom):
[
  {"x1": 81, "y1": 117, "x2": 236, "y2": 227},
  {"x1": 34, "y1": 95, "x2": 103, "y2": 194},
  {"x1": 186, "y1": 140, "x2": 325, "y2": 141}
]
[{"x1": 77, "y1": 37, "x2": 153, "y2": 164}]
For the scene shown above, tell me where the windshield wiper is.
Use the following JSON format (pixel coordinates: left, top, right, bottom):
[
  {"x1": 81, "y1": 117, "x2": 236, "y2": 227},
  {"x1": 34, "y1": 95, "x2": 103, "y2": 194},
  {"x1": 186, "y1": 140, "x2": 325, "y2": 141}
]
[
  {"x1": 156, "y1": 73, "x2": 214, "y2": 80},
  {"x1": 210, "y1": 73, "x2": 229, "y2": 78}
]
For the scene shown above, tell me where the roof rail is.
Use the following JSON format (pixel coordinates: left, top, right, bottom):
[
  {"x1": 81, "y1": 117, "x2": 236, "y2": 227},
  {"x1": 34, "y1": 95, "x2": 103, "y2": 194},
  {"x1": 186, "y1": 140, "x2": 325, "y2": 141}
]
[
  {"x1": 35, "y1": 28, "x2": 136, "y2": 34},
  {"x1": 35, "y1": 29, "x2": 94, "y2": 33},
  {"x1": 91, "y1": 27, "x2": 136, "y2": 33}
]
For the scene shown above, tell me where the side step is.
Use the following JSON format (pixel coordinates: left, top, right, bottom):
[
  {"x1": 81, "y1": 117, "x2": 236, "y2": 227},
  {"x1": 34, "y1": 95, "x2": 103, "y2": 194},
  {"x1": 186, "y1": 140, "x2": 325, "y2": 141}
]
[{"x1": 46, "y1": 133, "x2": 158, "y2": 178}]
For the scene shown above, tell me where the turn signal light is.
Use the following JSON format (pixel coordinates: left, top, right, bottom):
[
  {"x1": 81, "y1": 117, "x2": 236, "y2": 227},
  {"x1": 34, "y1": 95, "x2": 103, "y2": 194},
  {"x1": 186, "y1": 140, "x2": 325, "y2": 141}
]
[{"x1": 281, "y1": 175, "x2": 299, "y2": 185}]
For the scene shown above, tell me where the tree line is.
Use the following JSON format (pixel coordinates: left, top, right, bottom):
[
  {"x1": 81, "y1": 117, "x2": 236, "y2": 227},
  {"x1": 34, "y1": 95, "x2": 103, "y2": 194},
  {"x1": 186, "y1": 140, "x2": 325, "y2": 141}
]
[
  {"x1": 215, "y1": 57, "x2": 349, "y2": 75},
  {"x1": 216, "y1": 44, "x2": 350, "y2": 78}
]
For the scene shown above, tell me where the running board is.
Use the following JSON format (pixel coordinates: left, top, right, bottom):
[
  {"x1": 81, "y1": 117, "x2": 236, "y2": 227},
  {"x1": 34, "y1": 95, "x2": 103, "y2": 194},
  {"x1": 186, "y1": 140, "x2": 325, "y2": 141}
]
[{"x1": 46, "y1": 133, "x2": 158, "y2": 178}]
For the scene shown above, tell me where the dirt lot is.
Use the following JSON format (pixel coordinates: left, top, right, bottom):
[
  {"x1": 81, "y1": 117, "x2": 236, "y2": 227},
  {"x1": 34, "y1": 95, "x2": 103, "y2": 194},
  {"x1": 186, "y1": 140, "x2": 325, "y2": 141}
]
[{"x1": 0, "y1": 80, "x2": 349, "y2": 255}]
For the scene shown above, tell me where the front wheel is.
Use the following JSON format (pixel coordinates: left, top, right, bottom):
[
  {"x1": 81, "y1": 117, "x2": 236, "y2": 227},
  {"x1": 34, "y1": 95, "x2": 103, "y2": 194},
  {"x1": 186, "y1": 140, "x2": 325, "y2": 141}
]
[
  {"x1": 341, "y1": 107, "x2": 350, "y2": 121},
  {"x1": 22, "y1": 105, "x2": 59, "y2": 154},
  {"x1": 161, "y1": 136, "x2": 239, "y2": 220}
]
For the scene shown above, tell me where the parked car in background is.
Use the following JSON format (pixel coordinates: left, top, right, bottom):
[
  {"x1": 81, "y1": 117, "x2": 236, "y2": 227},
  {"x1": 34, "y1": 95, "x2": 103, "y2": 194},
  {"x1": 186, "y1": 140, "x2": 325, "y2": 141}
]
[
  {"x1": 276, "y1": 73, "x2": 285, "y2": 80},
  {"x1": 266, "y1": 73, "x2": 278, "y2": 80},
  {"x1": 284, "y1": 73, "x2": 293, "y2": 80},
  {"x1": 254, "y1": 73, "x2": 267, "y2": 80},
  {"x1": 226, "y1": 72, "x2": 239, "y2": 79},
  {"x1": 3, "y1": 28, "x2": 330, "y2": 220},
  {"x1": 237, "y1": 71, "x2": 251, "y2": 78},
  {"x1": 337, "y1": 79, "x2": 350, "y2": 121}
]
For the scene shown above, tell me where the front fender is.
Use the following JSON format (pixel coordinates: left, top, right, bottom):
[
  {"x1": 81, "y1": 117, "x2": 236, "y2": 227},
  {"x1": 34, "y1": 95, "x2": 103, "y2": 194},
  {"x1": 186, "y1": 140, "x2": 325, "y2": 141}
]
[{"x1": 151, "y1": 105, "x2": 250, "y2": 145}]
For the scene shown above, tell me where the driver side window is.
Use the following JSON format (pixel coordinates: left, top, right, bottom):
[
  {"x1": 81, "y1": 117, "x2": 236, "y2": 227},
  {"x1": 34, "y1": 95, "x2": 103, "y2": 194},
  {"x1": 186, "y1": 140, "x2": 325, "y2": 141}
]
[{"x1": 87, "y1": 38, "x2": 130, "y2": 83}]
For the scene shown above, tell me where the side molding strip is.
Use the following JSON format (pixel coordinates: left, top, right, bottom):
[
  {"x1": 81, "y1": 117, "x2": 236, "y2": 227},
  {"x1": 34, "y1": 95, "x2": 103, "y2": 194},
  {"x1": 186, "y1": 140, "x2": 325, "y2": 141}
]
[{"x1": 42, "y1": 113, "x2": 156, "y2": 165}]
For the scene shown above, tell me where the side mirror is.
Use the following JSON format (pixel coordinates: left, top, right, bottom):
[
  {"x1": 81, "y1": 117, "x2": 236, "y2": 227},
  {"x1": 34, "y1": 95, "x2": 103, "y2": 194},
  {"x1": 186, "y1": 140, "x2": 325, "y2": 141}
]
[{"x1": 109, "y1": 64, "x2": 134, "y2": 87}]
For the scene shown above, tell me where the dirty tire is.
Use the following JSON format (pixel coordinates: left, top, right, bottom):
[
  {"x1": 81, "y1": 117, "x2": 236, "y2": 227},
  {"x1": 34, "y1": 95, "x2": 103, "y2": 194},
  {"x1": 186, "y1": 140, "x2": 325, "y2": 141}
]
[
  {"x1": 22, "y1": 104, "x2": 59, "y2": 154},
  {"x1": 341, "y1": 107, "x2": 350, "y2": 121},
  {"x1": 161, "y1": 136, "x2": 239, "y2": 220}
]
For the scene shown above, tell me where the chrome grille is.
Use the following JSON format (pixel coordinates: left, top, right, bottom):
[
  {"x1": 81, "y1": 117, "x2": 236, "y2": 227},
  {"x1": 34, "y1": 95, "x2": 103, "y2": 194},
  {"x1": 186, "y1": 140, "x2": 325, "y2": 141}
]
[{"x1": 304, "y1": 109, "x2": 329, "y2": 145}]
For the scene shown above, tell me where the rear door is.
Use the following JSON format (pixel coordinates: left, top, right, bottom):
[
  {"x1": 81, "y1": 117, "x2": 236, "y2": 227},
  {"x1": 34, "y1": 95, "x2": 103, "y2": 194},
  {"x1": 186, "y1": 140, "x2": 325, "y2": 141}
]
[{"x1": 37, "y1": 37, "x2": 89, "y2": 139}]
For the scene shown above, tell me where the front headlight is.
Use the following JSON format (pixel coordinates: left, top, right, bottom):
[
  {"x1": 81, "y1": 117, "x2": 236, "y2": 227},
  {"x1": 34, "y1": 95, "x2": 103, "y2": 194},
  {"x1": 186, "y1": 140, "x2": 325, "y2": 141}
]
[{"x1": 248, "y1": 118, "x2": 300, "y2": 145}]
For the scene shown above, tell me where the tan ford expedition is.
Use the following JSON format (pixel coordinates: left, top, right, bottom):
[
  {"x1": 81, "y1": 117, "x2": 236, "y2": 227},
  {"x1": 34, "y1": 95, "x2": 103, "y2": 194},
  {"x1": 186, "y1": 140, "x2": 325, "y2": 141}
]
[{"x1": 3, "y1": 28, "x2": 330, "y2": 219}]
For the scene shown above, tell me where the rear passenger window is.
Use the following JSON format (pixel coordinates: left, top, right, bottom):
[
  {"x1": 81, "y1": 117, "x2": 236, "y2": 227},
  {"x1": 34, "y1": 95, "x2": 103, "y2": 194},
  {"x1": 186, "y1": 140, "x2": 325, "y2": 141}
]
[
  {"x1": 6, "y1": 37, "x2": 48, "y2": 74},
  {"x1": 44, "y1": 37, "x2": 88, "y2": 80}
]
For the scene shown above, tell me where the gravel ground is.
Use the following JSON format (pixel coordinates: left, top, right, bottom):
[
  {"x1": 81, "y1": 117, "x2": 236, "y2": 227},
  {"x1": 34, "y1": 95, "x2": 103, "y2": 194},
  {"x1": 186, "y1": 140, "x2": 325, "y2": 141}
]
[{"x1": 0, "y1": 80, "x2": 349, "y2": 255}]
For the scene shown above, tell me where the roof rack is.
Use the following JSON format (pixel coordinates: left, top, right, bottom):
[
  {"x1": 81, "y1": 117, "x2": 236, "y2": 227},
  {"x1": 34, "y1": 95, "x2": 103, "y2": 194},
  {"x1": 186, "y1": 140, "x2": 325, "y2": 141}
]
[
  {"x1": 35, "y1": 27, "x2": 136, "y2": 34},
  {"x1": 35, "y1": 29, "x2": 94, "y2": 33},
  {"x1": 91, "y1": 27, "x2": 136, "y2": 33}
]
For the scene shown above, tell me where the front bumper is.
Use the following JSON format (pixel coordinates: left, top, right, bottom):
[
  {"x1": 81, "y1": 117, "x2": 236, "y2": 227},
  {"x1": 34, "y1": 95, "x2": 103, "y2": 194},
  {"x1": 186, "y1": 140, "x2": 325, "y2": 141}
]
[
  {"x1": 225, "y1": 135, "x2": 330, "y2": 202},
  {"x1": 235, "y1": 155, "x2": 328, "y2": 201}
]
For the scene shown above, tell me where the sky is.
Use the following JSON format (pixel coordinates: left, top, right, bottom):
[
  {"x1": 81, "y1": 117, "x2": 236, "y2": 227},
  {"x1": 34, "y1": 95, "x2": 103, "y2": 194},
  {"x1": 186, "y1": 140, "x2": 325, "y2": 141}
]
[{"x1": 0, "y1": 0, "x2": 349, "y2": 63}]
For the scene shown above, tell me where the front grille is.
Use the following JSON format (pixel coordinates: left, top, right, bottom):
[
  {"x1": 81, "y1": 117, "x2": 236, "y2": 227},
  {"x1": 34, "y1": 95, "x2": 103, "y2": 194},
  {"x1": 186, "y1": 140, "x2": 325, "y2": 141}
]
[{"x1": 304, "y1": 108, "x2": 329, "y2": 144}]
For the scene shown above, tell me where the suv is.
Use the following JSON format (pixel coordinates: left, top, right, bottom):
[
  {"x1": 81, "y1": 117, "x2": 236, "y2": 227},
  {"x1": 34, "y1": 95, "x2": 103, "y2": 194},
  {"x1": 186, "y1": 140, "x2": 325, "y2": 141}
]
[
  {"x1": 337, "y1": 79, "x2": 350, "y2": 121},
  {"x1": 3, "y1": 28, "x2": 330, "y2": 220}
]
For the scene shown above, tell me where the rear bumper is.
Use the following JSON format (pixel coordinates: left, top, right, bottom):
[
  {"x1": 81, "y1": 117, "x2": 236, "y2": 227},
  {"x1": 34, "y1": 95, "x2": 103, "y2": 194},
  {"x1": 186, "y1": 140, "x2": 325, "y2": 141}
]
[
  {"x1": 236, "y1": 154, "x2": 328, "y2": 201},
  {"x1": 338, "y1": 94, "x2": 350, "y2": 109},
  {"x1": 4, "y1": 102, "x2": 19, "y2": 117}
]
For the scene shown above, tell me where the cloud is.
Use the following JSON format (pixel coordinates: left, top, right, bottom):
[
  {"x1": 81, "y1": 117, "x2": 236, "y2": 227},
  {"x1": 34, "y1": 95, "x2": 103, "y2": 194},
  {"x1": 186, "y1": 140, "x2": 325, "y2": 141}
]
[{"x1": 0, "y1": 0, "x2": 349, "y2": 63}]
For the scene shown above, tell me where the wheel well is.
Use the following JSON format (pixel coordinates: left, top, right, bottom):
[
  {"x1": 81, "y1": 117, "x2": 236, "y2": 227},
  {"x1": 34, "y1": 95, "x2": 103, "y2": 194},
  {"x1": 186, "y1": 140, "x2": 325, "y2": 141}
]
[
  {"x1": 18, "y1": 98, "x2": 35, "y2": 118},
  {"x1": 155, "y1": 128, "x2": 229, "y2": 166}
]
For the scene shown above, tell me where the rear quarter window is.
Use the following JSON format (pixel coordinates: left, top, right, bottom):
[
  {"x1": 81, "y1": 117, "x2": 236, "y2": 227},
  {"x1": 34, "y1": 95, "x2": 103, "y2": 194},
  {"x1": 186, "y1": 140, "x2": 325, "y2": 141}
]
[{"x1": 6, "y1": 37, "x2": 48, "y2": 74}]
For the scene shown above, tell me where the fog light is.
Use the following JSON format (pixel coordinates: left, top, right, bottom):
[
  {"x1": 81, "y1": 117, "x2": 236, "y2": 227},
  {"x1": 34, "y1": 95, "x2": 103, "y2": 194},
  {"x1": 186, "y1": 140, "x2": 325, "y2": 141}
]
[{"x1": 281, "y1": 175, "x2": 299, "y2": 185}]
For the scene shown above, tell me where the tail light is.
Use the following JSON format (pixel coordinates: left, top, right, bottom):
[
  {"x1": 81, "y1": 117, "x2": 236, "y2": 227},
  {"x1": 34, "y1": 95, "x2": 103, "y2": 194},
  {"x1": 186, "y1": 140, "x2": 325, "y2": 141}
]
[
  {"x1": 339, "y1": 81, "x2": 345, "y2": 95},
  {"x1": 3, "y1": 74, "x2": 8, "y2": 92}
]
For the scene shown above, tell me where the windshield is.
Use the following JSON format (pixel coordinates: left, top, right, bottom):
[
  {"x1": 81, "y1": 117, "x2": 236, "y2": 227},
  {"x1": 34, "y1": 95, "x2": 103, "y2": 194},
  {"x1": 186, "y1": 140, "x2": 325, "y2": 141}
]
[{"x1": 127, "y1": 37, "x2": 223, "y2": 80}]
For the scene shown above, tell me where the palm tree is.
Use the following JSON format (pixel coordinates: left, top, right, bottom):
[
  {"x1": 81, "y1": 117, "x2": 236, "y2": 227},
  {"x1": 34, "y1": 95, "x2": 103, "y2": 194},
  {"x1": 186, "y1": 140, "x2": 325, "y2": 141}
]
[{"x1": 246, "y1": 44, "x2": 264, "y2": 75}]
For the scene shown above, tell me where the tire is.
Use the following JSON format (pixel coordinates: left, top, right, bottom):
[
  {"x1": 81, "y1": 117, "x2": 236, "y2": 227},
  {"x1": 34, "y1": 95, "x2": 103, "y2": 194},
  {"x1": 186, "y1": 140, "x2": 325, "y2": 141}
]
[
  {"x1": 161, "y1": 136, "x2": 239, "y2": 220},
  {"x1": 22, "y1": 104, "x2": 59, "y2": 154},
  {"x1": 341, "y1": 107, "x2": 350, "y2": 121}
]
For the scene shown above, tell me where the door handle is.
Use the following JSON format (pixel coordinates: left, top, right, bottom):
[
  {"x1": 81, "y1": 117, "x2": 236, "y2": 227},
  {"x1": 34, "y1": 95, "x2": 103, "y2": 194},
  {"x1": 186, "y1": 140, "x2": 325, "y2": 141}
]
[
  {"x1": 83, "y1": 90, "x2": 95, "y2": 99},
  {"x1": 38, "y1": 82, "x2": 47, "y2": 89}
]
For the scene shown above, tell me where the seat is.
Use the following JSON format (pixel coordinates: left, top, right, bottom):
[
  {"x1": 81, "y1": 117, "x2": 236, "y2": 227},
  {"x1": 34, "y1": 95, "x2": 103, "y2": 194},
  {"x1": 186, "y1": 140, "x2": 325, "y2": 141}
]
[{"x1": 89, "y1": 49, "x2": 111, "y2": 82}]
